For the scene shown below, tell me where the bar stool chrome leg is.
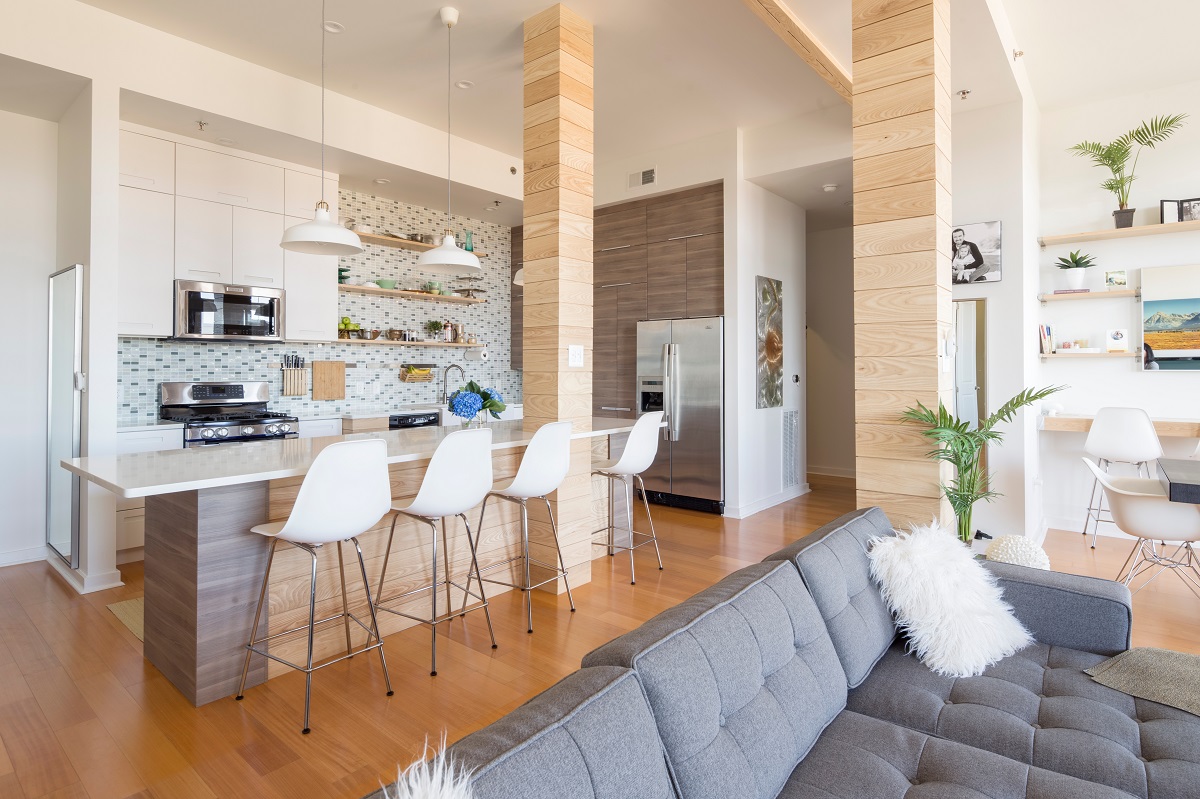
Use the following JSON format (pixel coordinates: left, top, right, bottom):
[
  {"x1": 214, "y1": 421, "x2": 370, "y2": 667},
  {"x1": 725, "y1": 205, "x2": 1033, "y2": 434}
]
[
  {"x1": 351, "y1": 537, "x2": 393, "y2": 697},
  {"x1": 543, "y1": 497, "x2": 576, "y2": 614},
  {"x1": 336, "y1": 541, "x2": 352, "y2": 657},
  {"x1": 635, "y1": 475, "x2": 664, "y2": 571},
  {"x1": 237, "y1": 537, "x2": 278, "y2": 702},
  {"x1": 457, "y1": 512, "x2": 498, "y2": 648}
]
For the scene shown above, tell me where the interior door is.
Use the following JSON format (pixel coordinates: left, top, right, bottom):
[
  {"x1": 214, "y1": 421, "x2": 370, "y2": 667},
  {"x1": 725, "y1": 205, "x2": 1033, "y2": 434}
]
[
  {"x1": 47, "y1": 265, "x2": 83, "y2": 568},
  {"x1": 637, "y1": 319, "x2": 672, "y2": 493},
  {"x1": 669, "y1": 317, "x2": 724, "y2": 501}
]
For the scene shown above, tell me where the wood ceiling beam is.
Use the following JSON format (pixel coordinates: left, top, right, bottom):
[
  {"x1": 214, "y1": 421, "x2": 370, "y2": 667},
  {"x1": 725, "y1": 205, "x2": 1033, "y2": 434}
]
[{"x1": 742, "y1": 0, "x2": 853, "y2": 103}]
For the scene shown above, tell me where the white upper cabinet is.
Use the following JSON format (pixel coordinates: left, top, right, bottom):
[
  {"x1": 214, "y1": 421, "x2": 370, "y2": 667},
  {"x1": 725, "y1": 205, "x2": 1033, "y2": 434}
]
[
  {"x1": 283, "y1": 215, "x2": 339, "y2": 342},
  {"x1": 232, "y1": 208, "x2": 285, "y2": 287},
  {"x1": 284, "y1": 169, "x2": 339, "y2": 219},
  {"x1": 118, "y1": 186, "x2": 175, "y2": 337},
  {"x1": 175, "y1": 196, "x2": 233, "y2": 284},
  {"x1": 119, "y1": 131, "x2": 175, "y2": 194},
  {"x1": 176, "y1": 144, "x2": 285, "y2": 214}
]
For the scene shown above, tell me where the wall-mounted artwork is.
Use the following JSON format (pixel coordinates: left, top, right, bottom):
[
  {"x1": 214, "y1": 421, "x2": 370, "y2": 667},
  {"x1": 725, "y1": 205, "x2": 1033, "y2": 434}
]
[
  {"x1": 950, "y1": 221, "x2": 1002, "y2": 284},
  {"x1": 756, "y1": 276, "x2": 783, "y2": 409},
  {"x1": 1142, "y1": 264, "x2": 1200, "y2": 371}
]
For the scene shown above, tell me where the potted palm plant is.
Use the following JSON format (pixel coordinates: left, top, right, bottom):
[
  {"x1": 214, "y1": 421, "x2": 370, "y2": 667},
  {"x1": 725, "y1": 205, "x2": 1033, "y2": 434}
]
[
  {"x1": 1068, "y1": 114, "x2": 1187, "y2": 228},
  {"x1": 902, "y1": 386, "x2": 1063, "y2": 543}
]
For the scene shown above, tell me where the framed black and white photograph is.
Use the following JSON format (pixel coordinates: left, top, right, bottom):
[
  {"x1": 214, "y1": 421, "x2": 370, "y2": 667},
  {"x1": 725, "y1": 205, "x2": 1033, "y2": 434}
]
[
  {"x1": 1181, "y1": 198, "x2": 1200, "y2": 223},
  {"x1": 950, "y1": 221, "x2": 1002, "y2": 284},
  {"x1": 1161, "y1": 199, "x2": 1181, "y2": 224}
]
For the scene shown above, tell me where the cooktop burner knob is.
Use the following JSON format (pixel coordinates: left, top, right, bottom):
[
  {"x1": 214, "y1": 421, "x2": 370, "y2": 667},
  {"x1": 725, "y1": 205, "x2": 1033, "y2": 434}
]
[
  {"x1": 278, "y1": 423, "x2": 292, "y2": 433},
  {"x1": 200, "y1": 428, "x2": 216, "y2": 439},
  {"x1": 266, "y1": 424, "x2": 279, "y2": 434},
  {"x1": 241, "y1": 426, "x2": 255, "y2": 436},
  {"x1": 217, "y1": 428, "x2": 230, "y2": 438}
]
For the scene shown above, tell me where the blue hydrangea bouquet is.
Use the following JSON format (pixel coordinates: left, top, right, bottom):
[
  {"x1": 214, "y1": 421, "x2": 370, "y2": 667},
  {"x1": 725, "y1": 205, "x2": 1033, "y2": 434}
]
[{"x1": 448, "y1": 380, "x2": 506, "y2": 425}]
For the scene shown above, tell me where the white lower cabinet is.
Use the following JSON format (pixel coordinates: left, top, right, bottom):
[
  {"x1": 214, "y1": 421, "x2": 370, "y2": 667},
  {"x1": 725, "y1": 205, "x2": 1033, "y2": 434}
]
[
  {"x1": 175, "y1": 196, "x2": 233, "y2": 284},
  {"x1": 118, "y1": 186, "x2": 175, "y2": 337},
  {"x1": 283, "y1": 216, "x2": 339, "y2": 342},
  {"x1": 297, "y1": 419, "x2": 343, "y2": 439},
  {"x1": 115, "y1": 427, "x2": 184, "y2": 553}
]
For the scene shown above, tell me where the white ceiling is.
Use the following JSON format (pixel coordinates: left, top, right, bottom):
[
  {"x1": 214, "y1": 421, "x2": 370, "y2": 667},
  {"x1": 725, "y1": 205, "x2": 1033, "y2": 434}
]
[
  {"x1": 1002, "y1": 0, "x2": 1200, "y2": 109},
  {"x1": 0, "y1": 54, "x2": 89, "y2": 121},
  {"x1": 79, "y1": 0, "x2": 844, "y2": 162},
  {"x1": 752, "y1": 159, "x2": 854, "y2": 231}
]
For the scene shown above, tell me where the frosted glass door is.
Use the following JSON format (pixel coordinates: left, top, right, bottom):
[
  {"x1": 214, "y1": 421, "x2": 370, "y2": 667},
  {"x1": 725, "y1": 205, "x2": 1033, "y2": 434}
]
[{"x1": 47, "y1": 265, "x2": 83, "y2": 567}]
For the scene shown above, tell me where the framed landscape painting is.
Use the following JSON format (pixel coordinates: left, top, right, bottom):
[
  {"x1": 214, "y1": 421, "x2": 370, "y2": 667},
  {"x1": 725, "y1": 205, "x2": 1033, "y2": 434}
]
[{"x1": 1141, "y1": 264, "x2": 1200, "y2": 371}]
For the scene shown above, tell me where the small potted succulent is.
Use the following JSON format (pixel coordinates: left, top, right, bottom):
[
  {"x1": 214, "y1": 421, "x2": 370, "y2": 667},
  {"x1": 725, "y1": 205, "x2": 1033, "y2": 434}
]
[
  {"x1": 448, "y1": 381, "x2": 506, "y2": 427},
  {"x1": 1054, "y1": 250, "x2": 1096, "y2": 291}
]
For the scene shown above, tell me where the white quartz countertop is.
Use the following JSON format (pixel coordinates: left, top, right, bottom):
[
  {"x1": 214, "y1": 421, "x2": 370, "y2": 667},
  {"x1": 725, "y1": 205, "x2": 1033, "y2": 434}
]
[{"x1": 63, "y1": 418, "x2": 640, "y2": 499}]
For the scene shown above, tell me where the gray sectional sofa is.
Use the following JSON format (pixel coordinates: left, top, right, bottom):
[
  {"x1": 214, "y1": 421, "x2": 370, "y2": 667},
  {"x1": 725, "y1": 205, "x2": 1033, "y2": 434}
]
[{"x1": 370, "y1": 507, "x2": 1200, "y2": 799}]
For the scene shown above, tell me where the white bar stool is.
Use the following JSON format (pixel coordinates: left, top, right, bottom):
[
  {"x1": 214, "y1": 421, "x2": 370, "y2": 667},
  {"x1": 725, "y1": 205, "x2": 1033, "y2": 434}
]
[
  {"x1": 375, "y1": 428, "x2": 497, "y2": 676},
  {"x1": 593, "y1": 411, "x2": 665, "y2": 585},
  {"x1": 236, "y1": 438, "x2": 394, "y2": 735},
  {"x1": 1082, "y1": 407, "x2": 1163, "y2": 548},
  {"x1": 474, "y1": 421, "x2": 576, "y2": 634}
]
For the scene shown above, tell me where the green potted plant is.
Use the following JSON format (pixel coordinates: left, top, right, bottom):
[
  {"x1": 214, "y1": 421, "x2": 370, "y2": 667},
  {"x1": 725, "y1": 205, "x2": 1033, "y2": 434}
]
[
  {"x1": 1068, "y1": 114, "x2": 1187, "y2": 229},
  {"x1": 902, "y1": 386, "x2": 1063, "y2": 543},
  {"x1": 1054, "y1": 249, "x2": 1097, "y2": 291},
  {"x1": 424, "y1": 319, "x2": 444, "y2": 341}
]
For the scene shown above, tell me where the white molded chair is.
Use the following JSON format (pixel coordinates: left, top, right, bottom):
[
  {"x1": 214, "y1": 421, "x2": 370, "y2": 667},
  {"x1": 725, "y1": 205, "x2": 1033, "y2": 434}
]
[
  {"x1": 1082, "y1": 408, "x2": 1164, "y2": 548},
  {"x1": 236, "y1": 438, "x2": 394, "y2": 735},
  {"x1": 593, "y1": 412, "x2": 665, "y2": 585},
  {"x1": 475, "y1": 421, "x2": 576, "y2": 634},
  {"x1": 376, "y1": 428, "x2": 497, "y2": 676},
  {"x1": 1083, "y1": 458, "x2": 1200, "y2": 598}
]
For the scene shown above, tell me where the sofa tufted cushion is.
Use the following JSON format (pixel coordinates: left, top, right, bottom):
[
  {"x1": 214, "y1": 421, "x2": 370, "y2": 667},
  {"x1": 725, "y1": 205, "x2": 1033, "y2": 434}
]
[
  {"x1": 848, "y1": 642, "x2": 1200, "y2": 799},
  {"x1": 782, "y1": 710, "x2": 1137, "y2": 799},
  {"x1": 763, "y1": 507, "x2": 898, "y2": 687},
  {"x1": 582, "y1": 561, "x2": 847, "y2": 799},
  {"x1": 441, "y1": 666, "x2": 675, "y2": 799}
]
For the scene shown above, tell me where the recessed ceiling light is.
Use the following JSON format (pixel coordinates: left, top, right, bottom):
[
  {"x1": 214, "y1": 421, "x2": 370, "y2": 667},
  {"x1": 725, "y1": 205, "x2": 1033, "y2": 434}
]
[
  {"x1": 217, "y1": 137, "x2": 237, "y2": 146},
  {"x1": 822, "y1": 184, "x2": 838, "y2": 193},
  {"x1": 455, "y1": 80, "x2": 475, "y2": 90},
  {"x1": 958, "y1": 89, "x2": 972, "y2": 100},
  {"x1": 323, "y1": 20, "x2": 345, "y2": 34},
  {"x1": 373, "y1": 178, "x2": 391, "y2": 185}
]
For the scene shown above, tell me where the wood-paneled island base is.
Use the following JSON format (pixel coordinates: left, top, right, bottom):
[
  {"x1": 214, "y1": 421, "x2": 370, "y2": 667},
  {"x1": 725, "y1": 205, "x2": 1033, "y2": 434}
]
[{"x1": 63, "y1": 419, "x2": 643, "y2": 706}]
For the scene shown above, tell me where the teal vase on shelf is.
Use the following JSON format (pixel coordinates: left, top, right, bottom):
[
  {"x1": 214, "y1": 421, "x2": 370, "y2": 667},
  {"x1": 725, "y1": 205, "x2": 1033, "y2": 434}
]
[{"x1": 464, "y1": 230, "x2": 474, "y2": 252}]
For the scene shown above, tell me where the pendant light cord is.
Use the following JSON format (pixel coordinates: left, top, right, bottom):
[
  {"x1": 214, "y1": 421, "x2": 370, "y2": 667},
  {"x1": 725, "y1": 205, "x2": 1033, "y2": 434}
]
[
  {"x1": 320, "y1": 0, "x2": 326, "y2": 206},
  {"x1": 445, "y1": 17, "x2": 452, "y2": 236}
]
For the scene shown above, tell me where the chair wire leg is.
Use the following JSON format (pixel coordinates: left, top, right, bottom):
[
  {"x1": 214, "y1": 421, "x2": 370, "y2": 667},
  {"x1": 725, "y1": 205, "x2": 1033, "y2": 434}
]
[
  {"x1": 636, "y1": 474, "x2": 664, "y2": 570},
  {"x1": 462, "y1": 494, "x2": 492, "y2": 615},
  {"x1": 428, "y1": 519, "x2": 439, "y2": 676},
  {"x1": 441, "y1": 518, "x2": 453, "y2": 616},
  {"x1": 459, "y1": 513, "x2": 497, "y2": 649},
  {"x1": 301, "y1": 544, "x2": 318, "y2": 734},
  {"x1": 352, "y1": 537, "x2": 393, "y2": 697},
  {"x1": 544, "y1": 496, "x2": 575, "y2": 613},
  {"x1": 624, "y1": 477, "x2": 636, "y2": 585},
  {"x1": 1082, "y1": 475, "x2": 1100, "y2": 537},
  {"x1": 236, "y1": 537, "x2": 277, "y2": 701},
  {"x1": 376, "y1": 513, "x2": 399, "y2": 607},
  {"x1": 1116, "y1": 537, "x2": 1141, "y2": 583},
  {"x1": 522, "y1": 499, "x2": 533, "y2": 633},
  {"x1": 607, "y1": 475, "x2": 615, "y2": 557},
  {"x1": 336, "y1": 541, "x2": 353, "y2": 657},
  {"x1": 1089, "y1": 459, "x2": 1111, "y2": 549}
]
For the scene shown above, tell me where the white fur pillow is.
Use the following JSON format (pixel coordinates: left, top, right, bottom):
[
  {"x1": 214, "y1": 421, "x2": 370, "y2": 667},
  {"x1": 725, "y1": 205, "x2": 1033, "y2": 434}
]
[
  {"x1": 867, "y1": 520, "x2": 1033, "y2": 678},
  {"x1": 383, "y1": 743, "x2": 474, "y2": 799}
]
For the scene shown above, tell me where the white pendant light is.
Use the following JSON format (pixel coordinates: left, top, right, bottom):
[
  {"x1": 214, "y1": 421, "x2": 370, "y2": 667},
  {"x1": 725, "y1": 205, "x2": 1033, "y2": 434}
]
[
  {"x1": 416, "y1": 7, "x2": 482, "y2": 277},
  {"x1": 281, "y1": 0, "x2": 363, "y2": 255},
  {"x1": 512, "y1": 267, "x2": 524, "y2": 286}
]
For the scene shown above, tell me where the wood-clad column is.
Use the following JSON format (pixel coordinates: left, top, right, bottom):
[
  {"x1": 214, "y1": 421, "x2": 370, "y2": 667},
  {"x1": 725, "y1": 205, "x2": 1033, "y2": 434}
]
[
  {"x1": 522, "y1": 4, "x2": 595, "y2": 590},
  {"x1": 851, "y1": 0, "x2": 953, "y2": 527}
]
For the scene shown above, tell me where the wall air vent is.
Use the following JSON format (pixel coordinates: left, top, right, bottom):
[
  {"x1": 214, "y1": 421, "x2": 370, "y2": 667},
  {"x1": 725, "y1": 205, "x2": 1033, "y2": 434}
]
[
  {"x1": 782, "y1": 410, "x2": 799, "y2": 488},
  {"x1": 628, "y1": 167, "x2": 657, "y2": 190}
]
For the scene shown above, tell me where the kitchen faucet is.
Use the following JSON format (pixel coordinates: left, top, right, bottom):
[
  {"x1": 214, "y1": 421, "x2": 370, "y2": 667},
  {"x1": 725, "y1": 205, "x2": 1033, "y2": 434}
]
[{"x1": 441, "y1": 364, "x2": 465, "y2": 404}]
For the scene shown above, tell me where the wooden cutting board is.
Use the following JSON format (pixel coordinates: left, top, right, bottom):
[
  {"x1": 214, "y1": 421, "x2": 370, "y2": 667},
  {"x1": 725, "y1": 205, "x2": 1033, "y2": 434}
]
[{"x1": 311, "y1": 361, "x2": 346, "y2": 401}]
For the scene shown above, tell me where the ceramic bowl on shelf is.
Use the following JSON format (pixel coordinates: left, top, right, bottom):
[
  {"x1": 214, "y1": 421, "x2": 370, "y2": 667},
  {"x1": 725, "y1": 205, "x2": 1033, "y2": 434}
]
[
  {"x1": 356, "y1": 329, "x2": 381, "y2": 340},
  {"x1": 376, "y1": 279, "x2": 397, "y2": 289},
  {"x1": 386, "y1": 329, "x2": 403, "y2": 341}
]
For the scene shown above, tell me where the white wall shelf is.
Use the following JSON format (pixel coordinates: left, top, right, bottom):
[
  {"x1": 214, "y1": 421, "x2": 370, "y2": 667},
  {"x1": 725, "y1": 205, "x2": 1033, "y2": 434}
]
[
  {"x1": 1039, "y1": 352, "x2": 1140, "y2": 359},
  {"x1": 1039, "y1": 219, "x2": 1200, "y2": 248},
  {"x1": 1038, "y1": 289, "x2": 1139, "y2": 303},
  {"x1": 357, "y1": 231, "x2": 488, "y2": 259},
  {"x1": 338, "y1": 284, "x2": 486, "y2": 305}
]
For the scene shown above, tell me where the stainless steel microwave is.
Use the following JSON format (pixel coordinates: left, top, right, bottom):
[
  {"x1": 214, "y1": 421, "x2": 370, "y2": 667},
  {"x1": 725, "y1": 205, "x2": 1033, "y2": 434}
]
[{"x1": 173, "y1": 280, "x2": 284, "y2": 342}]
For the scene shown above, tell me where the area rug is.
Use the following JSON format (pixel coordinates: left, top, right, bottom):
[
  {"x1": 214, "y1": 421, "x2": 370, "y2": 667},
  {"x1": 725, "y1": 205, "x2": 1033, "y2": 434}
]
[
  {"x1": 107, "y1": 597, "x2": 145, "y2": 642},
  {"x1": 1086, "y1": 647, "x2": 1200, "y2": 716}
]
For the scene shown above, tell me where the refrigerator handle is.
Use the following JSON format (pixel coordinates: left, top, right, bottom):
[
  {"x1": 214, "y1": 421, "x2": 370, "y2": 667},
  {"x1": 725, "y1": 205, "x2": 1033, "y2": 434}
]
[
  {"x1": 661, "y1": 343, "x2": 671, "y2": 441},
  {"x1": 670, "y1": 344, "x2": 681, "y2": 442}
]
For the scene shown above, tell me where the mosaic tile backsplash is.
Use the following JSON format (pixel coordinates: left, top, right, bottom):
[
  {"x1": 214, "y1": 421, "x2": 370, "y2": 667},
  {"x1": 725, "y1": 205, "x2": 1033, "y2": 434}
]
[{"x1": 117, "y1": 189, "x2": 519, "y2": 424}]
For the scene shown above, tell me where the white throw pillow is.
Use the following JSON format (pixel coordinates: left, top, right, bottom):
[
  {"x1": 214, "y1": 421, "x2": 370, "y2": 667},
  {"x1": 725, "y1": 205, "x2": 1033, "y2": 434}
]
[
  {"x1": 382, "y1": 743, "x2": 474, "y2": 799},
  {"x1": 868, "y1": 519, "x2": 1033, "y2": 678}
]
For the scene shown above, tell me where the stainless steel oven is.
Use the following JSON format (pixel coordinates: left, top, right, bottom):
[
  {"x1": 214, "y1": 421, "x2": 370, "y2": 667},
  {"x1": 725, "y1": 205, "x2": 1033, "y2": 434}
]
[{"x1": 174, "y1": 280, "x2": 284, "y2": 342}]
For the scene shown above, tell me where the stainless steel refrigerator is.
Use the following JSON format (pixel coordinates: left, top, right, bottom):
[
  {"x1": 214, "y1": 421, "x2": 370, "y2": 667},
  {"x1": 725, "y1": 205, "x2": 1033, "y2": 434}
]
[{"x1": 636, "y1": 317, "x2": 724, "y2": 514}]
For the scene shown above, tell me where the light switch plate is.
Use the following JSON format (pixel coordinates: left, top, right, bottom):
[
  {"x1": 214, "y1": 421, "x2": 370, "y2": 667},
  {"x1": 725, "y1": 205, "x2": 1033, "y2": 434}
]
[{"x1": 568, "y1": 344, "x2": 584, "y2": 368}]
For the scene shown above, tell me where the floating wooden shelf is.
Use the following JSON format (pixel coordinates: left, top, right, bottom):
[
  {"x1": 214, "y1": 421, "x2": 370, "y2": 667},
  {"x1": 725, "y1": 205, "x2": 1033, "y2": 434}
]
[
  {"x1": 1037, "y1": 289, "x2": 1140, "y2": 303},
  {"x1": 1040, "y1": 352, "x2": 1140, "y2": 359},
  {"x1": 333, "y1": 337, "x2": 484, "y2": 349},
  {"x1": 356, "y1": 231, "x2": 488, "y2": 258},
  {"x1": 339, "y1": 284, "x2": 486, "y2": 305},
  {"x1": 1039, "y1": 219, "x2": 1200, "y2": 247}
]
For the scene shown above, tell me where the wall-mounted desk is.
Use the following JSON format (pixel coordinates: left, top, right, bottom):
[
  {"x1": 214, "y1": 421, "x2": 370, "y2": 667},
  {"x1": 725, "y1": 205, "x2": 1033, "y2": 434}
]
[{"x1": 1039, "y1": 414, "x2": 1200, "y2": 438}]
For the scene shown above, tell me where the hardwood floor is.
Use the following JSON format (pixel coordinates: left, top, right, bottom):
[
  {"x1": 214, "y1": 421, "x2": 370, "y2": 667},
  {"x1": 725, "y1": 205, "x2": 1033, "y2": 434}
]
[{"x1": 0, "y1": 480, "x2": 1195, "y2": 798}]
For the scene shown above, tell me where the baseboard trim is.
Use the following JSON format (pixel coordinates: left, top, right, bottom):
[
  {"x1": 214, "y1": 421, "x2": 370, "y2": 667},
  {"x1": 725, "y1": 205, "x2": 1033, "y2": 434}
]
[
  {"x1": 806, "y1": 465, "x2": 856, "y2": 479},
  {"x1": 46, "y1": 554, "x2": 124, "y2": 595},
  {"x1": 116, "y1": 547, "x2": 144, "y2": 565},
  {"x1": 724, "y1": 484, "x2": 810, "y2": 520},
  {"x1": 0, "y1": 545, "x2": 56, "y2": 568}
]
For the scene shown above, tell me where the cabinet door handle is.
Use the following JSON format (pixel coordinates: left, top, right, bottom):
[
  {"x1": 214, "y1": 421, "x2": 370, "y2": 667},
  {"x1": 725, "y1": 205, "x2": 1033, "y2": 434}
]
[
  {"x1": 601, "y1": 407, "x2": 632, "y2": 412},
  {"x1": 242, "y1": 275, "x2": 276, "y2": 284},
  {"x1": 598, "y1": 244, "x2": 632, "y2": 252},
  {"x1": 599, "y1": 282, "x2": 633, "y2": 288},
  {"x1": 120, "y1": 173, "x2": 155, "y2": 187},
  {"x1": 188, "y1": 270, "x2": 222, "y2": 277},
  {"x1": 218, "y1": 191, "x2": 250, "y2": 204},
  {"x1": 667, "y1": 233, "x2": 705, "y2": 241}
]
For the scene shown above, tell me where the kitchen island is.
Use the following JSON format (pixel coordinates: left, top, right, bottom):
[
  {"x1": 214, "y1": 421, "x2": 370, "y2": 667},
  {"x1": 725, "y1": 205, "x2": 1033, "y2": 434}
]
[{"x1": 62, "y1": 418, "x2": 640, "y2": 706}]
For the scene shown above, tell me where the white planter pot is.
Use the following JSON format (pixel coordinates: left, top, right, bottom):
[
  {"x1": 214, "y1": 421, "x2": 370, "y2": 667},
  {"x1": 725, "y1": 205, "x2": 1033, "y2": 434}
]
[{"x1": 1059, "y1": 268, "x2": 1087, "y2": 290}]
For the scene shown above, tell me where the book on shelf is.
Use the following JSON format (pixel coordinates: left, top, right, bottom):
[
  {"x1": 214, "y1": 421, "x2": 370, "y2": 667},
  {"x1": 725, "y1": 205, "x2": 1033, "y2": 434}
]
[
  {"x1": 1051, "y1": 288, "x2": 1091, "y2": 295},
  {"x1": 1039, "y1": 324, "x2": 1054, "y2": 354}
]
